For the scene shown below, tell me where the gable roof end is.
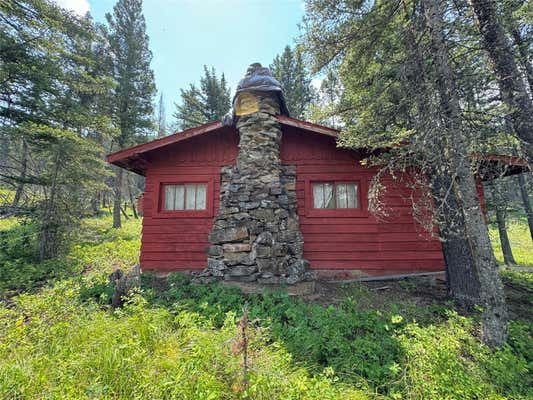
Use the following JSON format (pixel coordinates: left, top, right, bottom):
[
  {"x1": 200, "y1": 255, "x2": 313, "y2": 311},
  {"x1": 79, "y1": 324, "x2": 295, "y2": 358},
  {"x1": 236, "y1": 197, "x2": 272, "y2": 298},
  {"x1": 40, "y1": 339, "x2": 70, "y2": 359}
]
[{"x1": 106, "y1": 116, "x2": 340, "y2": 175}]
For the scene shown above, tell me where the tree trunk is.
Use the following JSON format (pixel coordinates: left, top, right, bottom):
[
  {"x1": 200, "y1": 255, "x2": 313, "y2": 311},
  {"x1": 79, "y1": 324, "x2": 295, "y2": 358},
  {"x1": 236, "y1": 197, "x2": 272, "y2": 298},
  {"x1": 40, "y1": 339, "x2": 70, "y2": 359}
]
[
  {"x1": 509, "y1": 28, "x2": 533, "y2": 95},
  {"x1": 469, "y1": 0, "x2": 533, "y2": 162},
  {"x1": 430, "y1": 171, "x2": 481, "y2": 304},
  {"x1": 39, "y1": 151, "x2": 61, "y2": 262},
  {"x1": 518, "y1": 173, "x2": 533, "y2": 241},
  {"x1": 129, "y1": 187, "x2": 138, "y2": 219},
  {"x1": 127, "y1": 175, "x2": 138, "y2": 219},
  {"x1": 12, "y1": 138, "x2": 28, "y2": 207},
  {"x1": 402, "y1": 15, "x2": 481, "y2": 307},
  {"x1": 495, "y1": 208, "x2": 516, "y2": 265},
  {"x1": 120, "y1": 204, "x2": 129, "y2": 220},
  {"x1": 91, "y1": 191, "x2": 102, "y2": 216},
  {"x1": 424, "y1": 0, "x2": 508, "y2": 347},
  {"x1": 113, "y1": 167, "x2": 123, "y2": 228}
]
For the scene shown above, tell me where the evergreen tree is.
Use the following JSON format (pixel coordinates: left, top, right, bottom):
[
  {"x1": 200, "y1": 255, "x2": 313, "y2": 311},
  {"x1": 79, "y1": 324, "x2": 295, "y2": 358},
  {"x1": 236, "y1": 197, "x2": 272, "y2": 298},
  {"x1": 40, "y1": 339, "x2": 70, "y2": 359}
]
[
  {"x1": 0, "y1": 0, "x2": 111, "y2": 260},
  {"x1": 105, "y1": 0, "x2": 156, "y2": 228},
  {"x1": 501, "y1": 0, "x2": 533, "y2": 94},
  {"x1": 270, "y1": 45, "x2": 314, "y2": 119},
  {"x1": 303, "y1": 0, "x2": 511, "y2": 346},
  {"x1": 307, "y1": 69, "x2": 343, "y2": 128},
  {"x1": 173, "y1": 66, "x2": 230, "y2": 130},
  {"x1": 469, "y1": 0, "x2": 533, "y2": 163}
]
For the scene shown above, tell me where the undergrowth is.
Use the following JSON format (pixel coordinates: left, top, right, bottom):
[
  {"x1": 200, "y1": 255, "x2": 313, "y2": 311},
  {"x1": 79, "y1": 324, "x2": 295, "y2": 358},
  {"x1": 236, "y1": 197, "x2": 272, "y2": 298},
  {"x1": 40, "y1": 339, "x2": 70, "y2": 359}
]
[
  {"x1": 0, "y1": 214, "x2": 140, "y2": 295},
  {"x1": 0, "y1": 213, "x2": 532, "y2": 399}
]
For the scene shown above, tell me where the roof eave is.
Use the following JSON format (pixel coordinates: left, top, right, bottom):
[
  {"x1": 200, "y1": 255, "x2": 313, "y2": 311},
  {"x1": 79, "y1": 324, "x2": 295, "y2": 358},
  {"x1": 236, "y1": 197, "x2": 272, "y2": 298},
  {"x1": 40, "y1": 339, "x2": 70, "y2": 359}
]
[{"x1": 106, "y1": 116, "x2": 340, "y2": 174}]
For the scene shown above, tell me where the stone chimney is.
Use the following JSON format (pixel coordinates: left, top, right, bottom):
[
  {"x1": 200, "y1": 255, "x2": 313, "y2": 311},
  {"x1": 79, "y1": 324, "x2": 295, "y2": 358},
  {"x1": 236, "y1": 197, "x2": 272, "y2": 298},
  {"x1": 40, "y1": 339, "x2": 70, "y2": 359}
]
[{"x1": 201, "y1": 63, "x2": 309, "y2": 284}]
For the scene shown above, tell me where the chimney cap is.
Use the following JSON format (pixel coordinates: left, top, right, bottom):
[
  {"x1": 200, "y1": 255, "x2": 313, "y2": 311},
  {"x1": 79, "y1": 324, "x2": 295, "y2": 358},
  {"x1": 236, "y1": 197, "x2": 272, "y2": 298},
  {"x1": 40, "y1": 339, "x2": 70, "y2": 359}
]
[{"x1": 234, "y1": 63, "x2": 289, "y2": 116}]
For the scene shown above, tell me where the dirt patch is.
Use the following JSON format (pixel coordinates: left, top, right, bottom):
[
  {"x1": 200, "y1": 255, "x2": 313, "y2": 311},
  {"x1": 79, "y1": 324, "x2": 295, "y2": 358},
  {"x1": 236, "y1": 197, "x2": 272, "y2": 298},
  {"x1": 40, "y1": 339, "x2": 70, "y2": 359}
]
[{"x1": 302, "y1": 276, "x2": 531, "y2": 322}]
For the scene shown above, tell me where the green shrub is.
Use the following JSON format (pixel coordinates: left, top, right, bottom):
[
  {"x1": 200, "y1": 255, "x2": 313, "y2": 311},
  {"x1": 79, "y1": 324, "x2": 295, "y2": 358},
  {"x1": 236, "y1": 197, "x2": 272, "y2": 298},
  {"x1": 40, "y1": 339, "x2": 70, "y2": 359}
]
[
  {"x1": 397, "y1": 312, "x2": 532, "y2": 399},
  {"x1": 0, "y1": 221, "x2": 79, "y2": 294},
  {"x1": 142, "y1": 274, "x2": 403, "y2": 389},
  {"x1": 0, "y1": 213, "x2": 141, "y2": 295}
]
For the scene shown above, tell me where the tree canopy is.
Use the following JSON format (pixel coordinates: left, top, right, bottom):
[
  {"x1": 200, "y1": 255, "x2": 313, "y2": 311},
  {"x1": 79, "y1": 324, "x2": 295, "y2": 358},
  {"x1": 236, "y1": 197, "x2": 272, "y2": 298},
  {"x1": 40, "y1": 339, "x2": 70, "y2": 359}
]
[
  {"x1": 270, "y1": 45, "x2": 315, "y2": 119},
  {"x1": 173, "y1": 66, "x2": 231, "y2": 130}
]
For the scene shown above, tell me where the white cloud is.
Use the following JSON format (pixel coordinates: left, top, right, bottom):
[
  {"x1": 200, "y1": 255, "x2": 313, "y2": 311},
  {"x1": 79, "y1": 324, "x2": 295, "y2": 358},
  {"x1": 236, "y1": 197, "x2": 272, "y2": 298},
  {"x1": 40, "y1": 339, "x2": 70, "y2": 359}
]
[{"x1": 54, "y1": 0, "x2": 90, "y2": 16}]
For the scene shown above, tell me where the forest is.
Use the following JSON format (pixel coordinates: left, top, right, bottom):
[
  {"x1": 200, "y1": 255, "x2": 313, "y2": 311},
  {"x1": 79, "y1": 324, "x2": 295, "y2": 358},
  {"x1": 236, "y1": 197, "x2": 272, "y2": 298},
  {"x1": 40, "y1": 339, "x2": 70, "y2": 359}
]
[{"x1": 0, "y1": 0, "x2": 532, "y2": 399}]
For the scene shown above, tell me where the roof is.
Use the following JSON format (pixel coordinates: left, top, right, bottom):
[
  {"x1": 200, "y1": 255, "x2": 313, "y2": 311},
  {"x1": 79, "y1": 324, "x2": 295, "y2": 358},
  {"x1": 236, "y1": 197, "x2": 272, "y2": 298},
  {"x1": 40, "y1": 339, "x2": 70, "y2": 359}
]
[
  {"x1": 107, "y1": 116, "x2": 529, "y2": 179},
  {"x1": 473, "y1": 153, "x2": 530, "y2": 180},
  {"x1": 106, "y1": 116, "x2": 339, "y2": 175}
]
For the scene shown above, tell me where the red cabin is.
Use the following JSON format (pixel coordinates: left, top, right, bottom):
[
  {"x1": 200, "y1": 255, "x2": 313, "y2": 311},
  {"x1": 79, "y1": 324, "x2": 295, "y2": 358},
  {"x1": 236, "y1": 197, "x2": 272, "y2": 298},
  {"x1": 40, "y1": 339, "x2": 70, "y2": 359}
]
[{"x1": 107, "y1": 116, "x2": 502, "y2": 280}]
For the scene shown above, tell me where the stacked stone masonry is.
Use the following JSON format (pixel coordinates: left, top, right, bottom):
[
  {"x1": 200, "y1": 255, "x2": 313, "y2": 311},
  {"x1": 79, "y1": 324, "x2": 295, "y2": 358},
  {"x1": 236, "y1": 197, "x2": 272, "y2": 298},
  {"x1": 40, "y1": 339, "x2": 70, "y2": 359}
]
[{"x1": 201, "y1": 93, "x2": 310, "y2": 284}]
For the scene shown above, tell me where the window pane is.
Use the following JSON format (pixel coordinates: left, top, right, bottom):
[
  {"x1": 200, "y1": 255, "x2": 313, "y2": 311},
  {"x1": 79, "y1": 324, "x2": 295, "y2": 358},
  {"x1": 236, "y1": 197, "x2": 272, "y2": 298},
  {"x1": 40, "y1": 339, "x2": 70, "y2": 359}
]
[
  {"x1": 164, "y1": 185, "x2": 175, "y2": 210},
  {"x1": 336, "y1": 183, "x2": 348, "y2": 208},
  {"x1": 347, "y1": 183, "x2": 358, "y2": 208},
  {"x1": 196, "y1": 184, "x2": 207, "y2": 209},
  {"x1": 185, "y1": 184, "x2": 197, "y2": 210},
  {"x1": 174, "y1": 185, "x2": 185, "y2": 210},
  {"x1": 313, "y1": 183, "x2": 324, "y2": 208},
  {"x1": 324, "y1": 183, "x2": 335, "y2": 208}
]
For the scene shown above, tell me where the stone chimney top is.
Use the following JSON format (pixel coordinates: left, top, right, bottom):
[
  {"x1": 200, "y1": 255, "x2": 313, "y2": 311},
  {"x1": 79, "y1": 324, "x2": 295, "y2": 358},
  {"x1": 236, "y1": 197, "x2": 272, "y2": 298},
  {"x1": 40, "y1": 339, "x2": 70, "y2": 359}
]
[{"x1": 233, "y1": 63, "x2": 290, "y2": 117}]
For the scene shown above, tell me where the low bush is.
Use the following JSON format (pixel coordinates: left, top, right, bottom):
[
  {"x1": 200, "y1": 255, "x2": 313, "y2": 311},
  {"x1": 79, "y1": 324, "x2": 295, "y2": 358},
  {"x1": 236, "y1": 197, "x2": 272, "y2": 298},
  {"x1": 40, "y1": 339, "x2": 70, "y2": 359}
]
[
  {"x1": 0, "y1": 213, "x2": 140, "y2": 295},
  {"x1": 0, "y1": 220, "x2": 77, "y2": 294},
  {"x1": 137, "y1": 273, "x2": 533, "y2": 399}
]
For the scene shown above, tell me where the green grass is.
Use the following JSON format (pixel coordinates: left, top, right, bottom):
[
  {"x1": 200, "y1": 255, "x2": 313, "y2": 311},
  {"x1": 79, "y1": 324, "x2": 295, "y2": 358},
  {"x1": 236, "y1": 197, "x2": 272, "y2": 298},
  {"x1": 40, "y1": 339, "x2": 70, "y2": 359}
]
[
  {"x1": 0, "y1": 217, "x2": 18, "y2": 231},
  {"x1": 489, "y1": 217, "x2": 533, "y2": 267},
  {"x1": 0, "y1": 214, "x2": 141, "y2": 295},
  {"x1": 0, "y1": 188, "x2": 15, "y2": 205},
  {"x1": 0, "y1": 214, "x2": 531, "y2": 399}
]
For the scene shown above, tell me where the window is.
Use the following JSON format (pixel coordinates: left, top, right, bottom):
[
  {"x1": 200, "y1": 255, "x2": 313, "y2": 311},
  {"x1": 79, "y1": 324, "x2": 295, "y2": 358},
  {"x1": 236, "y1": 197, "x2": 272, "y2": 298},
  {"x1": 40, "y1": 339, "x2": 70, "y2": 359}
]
[
  {"x1": 163, "y1": 183, "x2": 207, "y2": 211},
  {"x1": 312, "y1": 182, "x2": 358, "y2": 209}
]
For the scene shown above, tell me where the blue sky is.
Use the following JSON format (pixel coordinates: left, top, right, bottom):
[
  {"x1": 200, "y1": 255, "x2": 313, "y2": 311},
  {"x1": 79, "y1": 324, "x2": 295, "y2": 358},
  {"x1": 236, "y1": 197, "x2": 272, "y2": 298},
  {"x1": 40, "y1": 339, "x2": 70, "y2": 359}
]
[{"x1": 55, "y1": 0, "x2": 306, "y2": 126}]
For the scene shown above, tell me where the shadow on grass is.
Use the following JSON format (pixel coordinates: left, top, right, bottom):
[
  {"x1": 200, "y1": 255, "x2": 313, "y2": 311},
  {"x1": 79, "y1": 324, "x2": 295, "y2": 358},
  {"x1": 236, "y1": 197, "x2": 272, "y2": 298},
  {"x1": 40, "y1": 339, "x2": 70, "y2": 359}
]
[
  {"x1": 75, "y1": 271, "x2": 533, "y2": 398},
  {"x1": 135, "y1": 272, "x2": 439, "y2": 390}
]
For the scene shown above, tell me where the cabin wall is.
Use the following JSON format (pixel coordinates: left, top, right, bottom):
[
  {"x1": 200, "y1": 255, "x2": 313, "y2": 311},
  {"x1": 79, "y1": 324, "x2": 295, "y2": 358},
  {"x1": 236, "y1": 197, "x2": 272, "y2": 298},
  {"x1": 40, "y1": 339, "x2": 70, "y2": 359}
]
[
  {"x1": 140, "y1": 128, "x2": 238, "y2": 272},
  {"x1": 140, "y1": 124, "x2": 448, "y2": 278},
  {"x1": 280, "y1": 126, "x2": 445, "y2": 278}
]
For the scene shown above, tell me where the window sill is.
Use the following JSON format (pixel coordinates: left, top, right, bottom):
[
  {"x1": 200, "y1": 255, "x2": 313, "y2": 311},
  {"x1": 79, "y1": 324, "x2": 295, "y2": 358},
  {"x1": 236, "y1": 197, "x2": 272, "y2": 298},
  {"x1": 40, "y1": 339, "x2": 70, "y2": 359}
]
[
  {"x1": 305, "y1": 208, "x2": 369, "y2": 218},
  {"x1": 153, "y1": 209, "x2": 213, "y2": 219}
]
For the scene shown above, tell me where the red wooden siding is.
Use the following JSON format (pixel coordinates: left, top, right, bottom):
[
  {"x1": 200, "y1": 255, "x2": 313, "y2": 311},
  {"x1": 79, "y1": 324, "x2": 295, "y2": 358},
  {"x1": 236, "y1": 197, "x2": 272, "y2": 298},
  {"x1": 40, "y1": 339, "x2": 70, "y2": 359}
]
[
  {"x1": 139, "y1": 123, "x2": 447, "y2": 277},
  {"x1": 280, "y1": 126, "x2": 445, "y2": 276},
  {"x1": 140, "y1": 128, "x2": 239, "y2": 271}
]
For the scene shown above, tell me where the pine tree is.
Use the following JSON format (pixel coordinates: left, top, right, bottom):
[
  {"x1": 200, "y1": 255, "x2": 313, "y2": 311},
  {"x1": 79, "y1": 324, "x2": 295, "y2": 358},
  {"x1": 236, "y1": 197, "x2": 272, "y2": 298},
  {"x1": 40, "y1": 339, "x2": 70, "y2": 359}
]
[
  {"x1": 173, "y1": 66, "x2": 230, "y2": 130},
  {"x1": 303, "y1": 0, "x2": 510, "y2": 346},
  {"x1": 469, "y1": 0, "x2": 533, "y2": 163},
  {"x1": 106, "y1": 0, "x2": 156, "y2": 228},
  {"x1": 307, "y1": 69, "x2": 342, "y2": 128},
  {"x1": 0, "y1": 0, "x2": 111, "y2": 260},
  {"x1": 270, "y1": 45, "x2": 314, "y2": 119}
]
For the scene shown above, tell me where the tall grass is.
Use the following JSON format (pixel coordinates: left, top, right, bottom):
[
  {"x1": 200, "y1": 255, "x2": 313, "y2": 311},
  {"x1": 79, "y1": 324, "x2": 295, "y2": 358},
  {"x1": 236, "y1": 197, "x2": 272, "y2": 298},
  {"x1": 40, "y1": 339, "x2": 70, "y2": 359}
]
[
  {"x1": 0, "y1": 213, "x2": 531, "y2": 399},
  {"x1": 489, "y1": 217, "x2": 533, "y2": 267},
  {"x1": 0, "y1": 283, "x2": 370, "y2": 399}
]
